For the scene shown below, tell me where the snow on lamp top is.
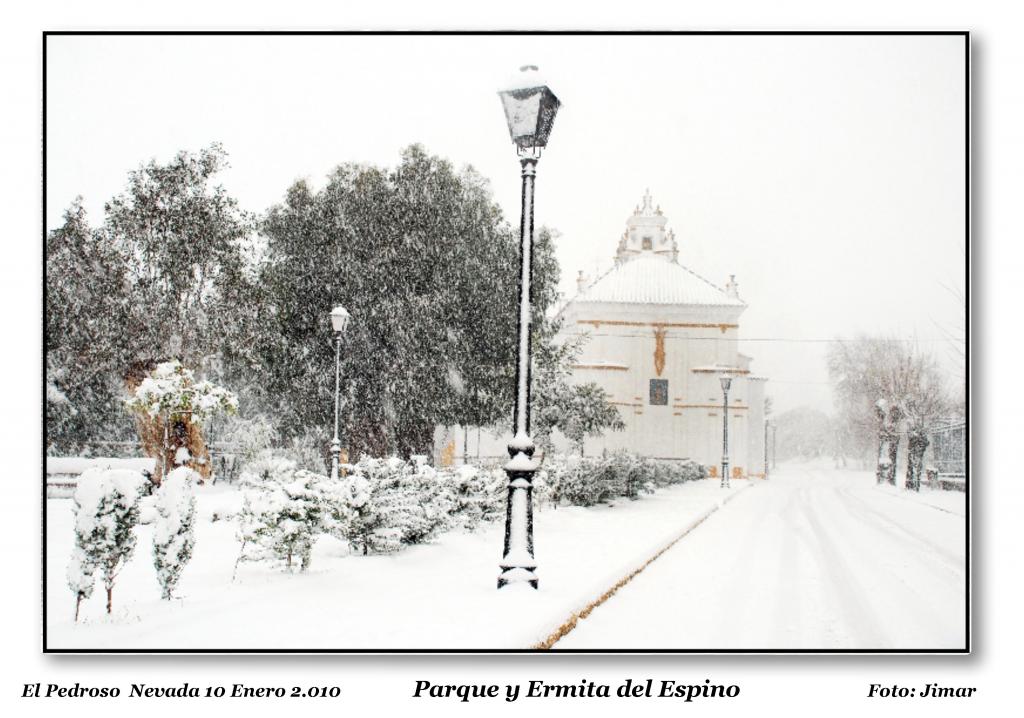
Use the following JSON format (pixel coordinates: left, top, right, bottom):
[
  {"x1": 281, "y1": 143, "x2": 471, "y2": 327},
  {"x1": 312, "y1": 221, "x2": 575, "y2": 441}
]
[
  {"x1": 498, "y1": 65, "x2": 561, "y2": 151},
  {"x1": 330, "y1": 305, "x2": 351, "y2": 334}
]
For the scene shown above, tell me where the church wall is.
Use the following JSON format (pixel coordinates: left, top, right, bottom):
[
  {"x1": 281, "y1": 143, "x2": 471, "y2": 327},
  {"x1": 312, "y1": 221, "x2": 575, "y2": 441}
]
[{"x1": 558, "y1": 299, "x2": 764, "y2": 473}]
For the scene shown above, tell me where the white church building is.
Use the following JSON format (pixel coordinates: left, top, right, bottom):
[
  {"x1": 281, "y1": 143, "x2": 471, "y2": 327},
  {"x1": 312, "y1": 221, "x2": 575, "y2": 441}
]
[
  {"x1": 437, "y1": 191, "x2": 768, "y2": 479},
  {"x1": 554, "y1": 190, "x2": 768, "y2": 478}
]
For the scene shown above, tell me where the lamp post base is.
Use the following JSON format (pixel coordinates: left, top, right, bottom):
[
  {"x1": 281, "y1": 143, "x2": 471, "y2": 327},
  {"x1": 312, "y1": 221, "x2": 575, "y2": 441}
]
[
  {"x1": 330, "y1": 438, "x2": 341, "y2": 482},
  {"x1": 497, "y1": 567, "x2": 539, "y2": 590},
  {"x1": 498, "y1": 451, "x2": 539, "y2": 590}
]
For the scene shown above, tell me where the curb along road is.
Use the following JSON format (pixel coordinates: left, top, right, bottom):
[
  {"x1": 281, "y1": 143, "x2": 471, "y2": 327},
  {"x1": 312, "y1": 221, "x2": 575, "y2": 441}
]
[{"x1": 533, "y1": 481, "x2": 756, "y2": 649}]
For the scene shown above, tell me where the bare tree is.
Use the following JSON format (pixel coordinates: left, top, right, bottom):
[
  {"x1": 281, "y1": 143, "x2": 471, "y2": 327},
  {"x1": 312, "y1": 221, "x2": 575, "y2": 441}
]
[
  {"x1": 890, "y1": 351, "x2": 948, "y2": 490},
  {"x1": 828, "y1": 337, "x2": 949, "y2": 487}
]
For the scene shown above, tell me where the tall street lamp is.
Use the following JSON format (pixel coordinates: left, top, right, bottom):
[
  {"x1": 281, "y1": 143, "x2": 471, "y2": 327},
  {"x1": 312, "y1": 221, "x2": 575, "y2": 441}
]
[
  {"x1": 329, "y1": 305, "x2": 351, "y2": 482},
  {"x1": 720, "y1": 375, "x2": 732, "y2": 488},
  {"x1": 496, "y1": 65, "x2": 561, "y2": 590}
]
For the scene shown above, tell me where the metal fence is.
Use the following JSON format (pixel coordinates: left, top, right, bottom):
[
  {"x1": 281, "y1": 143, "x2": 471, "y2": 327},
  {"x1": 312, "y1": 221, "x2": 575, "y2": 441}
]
[{"x1": 928, "y1": 420, "x2": 966, "y2": 490}]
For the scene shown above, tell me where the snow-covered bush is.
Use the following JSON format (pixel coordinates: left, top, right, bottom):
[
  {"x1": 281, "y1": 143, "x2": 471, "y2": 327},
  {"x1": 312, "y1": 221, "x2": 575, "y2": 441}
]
[
  {"x1": 66, "y1": 552, "x2": 96, "y2": 623},
  {"x1": 546, "y1": 456, "x2": 618, "y2": 507},
  {"x1": 646, "y1": 457, "x2": 706, "y2": 486},
  {"x1": 66, "y1": 467, "x2": 146, "y2": 618},
  {"x1": 439, "y1": 464, "x2": 507, "y2": 530},
  {"x1": 330, "y1": 471, "x2": 398, "y2": 554},
  {"x1": 543, "y1": 453, "x2": 704, "y2": 508},
  {"x1": 152, "y1": 466, "x2": 198, "y2": 599},
  {"x1": 328, "y1": 457, "x2": 439, "y2": 554},
  {"x1": 235, "y1": 455, "x2": 326, "y2": 573}
]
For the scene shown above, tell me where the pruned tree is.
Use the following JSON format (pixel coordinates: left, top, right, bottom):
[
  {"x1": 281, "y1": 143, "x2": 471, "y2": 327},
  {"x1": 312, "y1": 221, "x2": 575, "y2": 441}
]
[
  {"x1": 828, "y1": 337, "x2": 950, "y2": 487},
  {"x1": 124, "y1": 360, "x2": 238, "y2": 483}
]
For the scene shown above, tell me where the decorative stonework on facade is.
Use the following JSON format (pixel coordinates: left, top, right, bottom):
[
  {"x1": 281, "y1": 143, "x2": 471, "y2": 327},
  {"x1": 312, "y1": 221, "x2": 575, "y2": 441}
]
[{"x1": 653, "y1": 327, "x2": 667, "y2": 376}]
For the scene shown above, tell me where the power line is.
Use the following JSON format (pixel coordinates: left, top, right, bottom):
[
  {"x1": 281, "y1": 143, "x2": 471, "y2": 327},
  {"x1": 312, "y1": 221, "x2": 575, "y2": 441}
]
[{"x1": 570, "y1": 332, "x2": 964, "y2": 344}]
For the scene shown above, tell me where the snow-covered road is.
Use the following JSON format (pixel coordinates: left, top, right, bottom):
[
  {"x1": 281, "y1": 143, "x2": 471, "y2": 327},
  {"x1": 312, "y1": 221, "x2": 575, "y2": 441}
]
[{"x1": 557, "y1": 464, "x2": 967, "y2": 650}]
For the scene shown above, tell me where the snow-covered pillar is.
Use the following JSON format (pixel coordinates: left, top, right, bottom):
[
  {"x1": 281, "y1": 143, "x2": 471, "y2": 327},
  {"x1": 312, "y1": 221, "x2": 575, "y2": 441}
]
[{"x1": 498, "y1": 155, "x2": 540, "y2": 590}]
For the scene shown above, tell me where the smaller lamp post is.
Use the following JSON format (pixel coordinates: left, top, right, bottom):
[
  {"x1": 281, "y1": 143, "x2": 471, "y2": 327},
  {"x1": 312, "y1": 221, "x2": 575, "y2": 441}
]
[
  {"x1": 772, "y1": 421, "x2": 777, "y2": 470},
  {"x1": 720, "y1": 375, "x2": 732, "y2": 488},
  {"x1": 329, "y1": 305, "x2": 351, "y2": 481}
]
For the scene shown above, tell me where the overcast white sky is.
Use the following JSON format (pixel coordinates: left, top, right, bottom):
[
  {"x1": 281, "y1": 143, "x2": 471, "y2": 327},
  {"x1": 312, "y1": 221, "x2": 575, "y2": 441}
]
[{"x1": 45, "y1": 33, "x2": 966, "y2": 414}]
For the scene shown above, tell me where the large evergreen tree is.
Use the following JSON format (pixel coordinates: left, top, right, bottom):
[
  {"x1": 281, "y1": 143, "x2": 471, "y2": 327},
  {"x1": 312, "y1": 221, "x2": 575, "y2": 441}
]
[
  {"x1": 254, "y1": 145, "x2": 541, "y2": 457},
  {"x1": 47, "y1": 145, "x2": 255, "y2": 453},
  {"x1": 46, "y1": 201, "x2": 141, "y2": 451},
  {"x1": 101, "y1": 142, "x2": 254, "y2": 370}
]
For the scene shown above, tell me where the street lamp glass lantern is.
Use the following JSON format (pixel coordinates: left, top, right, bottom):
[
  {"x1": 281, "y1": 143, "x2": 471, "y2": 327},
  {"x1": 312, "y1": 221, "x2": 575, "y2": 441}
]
[
  {"x1": 330, "y1": 305, "x2": 350, "y2": 334},
  {"x1": 498, "y1": 65, "x2": 561, "y2": 151},
  {"x1": 720, "y1": 376, "x2": 733, "y2": 392}
]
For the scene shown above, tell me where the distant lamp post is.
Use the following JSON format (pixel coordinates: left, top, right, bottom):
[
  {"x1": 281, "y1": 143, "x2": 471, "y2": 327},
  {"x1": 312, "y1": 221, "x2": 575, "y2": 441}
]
[
  {"x1": 329, "y1": 305, "x2": 351, "y2": 481},
  {"x1": 719, "y1": 375, "x2": 733, "y2": 488},
  {"x1": 772, "y1": 421, "x2": 777, "y2": 470},
  {"x1": 496, "y1": 65, "x2": 561, "y2": 590}
]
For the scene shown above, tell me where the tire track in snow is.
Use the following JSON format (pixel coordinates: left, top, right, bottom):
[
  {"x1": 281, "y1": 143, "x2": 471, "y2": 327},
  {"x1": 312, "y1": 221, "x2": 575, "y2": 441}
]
[
  {"x1": 838, "y1": 487, "x2": 965, "y2": 579},
  {"x1": 792, "y1": 483, "x2": 889, "y2": 648},
  {"x1": 828, "y1": 486, "x2": 966, "y2": 645},
  {"x1": 775, "y1": 483, "x2": 823, "y2": 646}
]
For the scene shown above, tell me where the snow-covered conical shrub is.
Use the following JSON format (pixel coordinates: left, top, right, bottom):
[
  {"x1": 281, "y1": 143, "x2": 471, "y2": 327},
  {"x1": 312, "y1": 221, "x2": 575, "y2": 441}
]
[
  {"x1": 67, "y1": 467, "x2": 146, "y2": 617},
  {"x1": 153, "y1": 466, "x2": 199, "y2": 599},
  {"x1": 235, "y1": 454, "x2": 326, "y2": 572}
]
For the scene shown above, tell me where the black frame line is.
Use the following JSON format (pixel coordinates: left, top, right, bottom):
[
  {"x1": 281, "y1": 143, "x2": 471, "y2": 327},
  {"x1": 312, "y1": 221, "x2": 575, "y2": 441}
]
[{"x1": 40, "y1": 29, "x2": 971, "y2": 655}]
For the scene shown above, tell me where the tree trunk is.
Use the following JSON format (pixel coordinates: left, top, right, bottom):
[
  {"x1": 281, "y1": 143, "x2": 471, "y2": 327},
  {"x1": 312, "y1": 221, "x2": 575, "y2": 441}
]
[
  {"x1": 905, "y1": 432, "x2": 929, "y2": 492},
  {"x1": 876, "y1": 438, "x2": 888, "y2": 484},
  {"x1": 885, "y1": 433, "x2": 899, "y2": 485},
  {"x1": 106, "y1": 586, "x2": 113, "y2": 615},
  {"x1": 75, "y1": 594, "x2": 83, "y2": 622}
]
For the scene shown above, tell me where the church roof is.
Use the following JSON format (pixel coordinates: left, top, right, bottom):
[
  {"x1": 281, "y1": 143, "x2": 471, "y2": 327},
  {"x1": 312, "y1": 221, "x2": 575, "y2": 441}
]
[{"x1": 573, "y1": 254, "x2": 745, "y2": 307}]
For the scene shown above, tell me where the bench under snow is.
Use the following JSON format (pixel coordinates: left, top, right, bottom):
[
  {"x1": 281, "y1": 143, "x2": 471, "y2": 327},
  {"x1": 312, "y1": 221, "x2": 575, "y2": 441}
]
[{"x1": 46, "y1": 457, "x2": 157, "y2": 498}]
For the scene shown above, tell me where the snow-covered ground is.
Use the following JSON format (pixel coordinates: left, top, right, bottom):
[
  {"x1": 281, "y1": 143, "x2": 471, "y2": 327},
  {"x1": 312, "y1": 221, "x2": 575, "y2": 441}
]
[
  {"x1": 557, "y1": 462, "x2": 967, "y2": 650},
  {"x1": 46, "y1": 477, "x2": 744, "y2": 650}
]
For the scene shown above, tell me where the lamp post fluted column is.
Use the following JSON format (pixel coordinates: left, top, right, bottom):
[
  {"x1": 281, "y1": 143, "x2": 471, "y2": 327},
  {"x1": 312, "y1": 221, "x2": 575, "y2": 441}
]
[
  {"x1": 720, "y1": 376, "x2": 732, "y2": 488},
  {"x1": 498, "y1": 154, "x2": 540, "y2": 590},
  {"x1": 772, "y1": 423, "x2": 777, "y2": 470},
  {"x1": 328, "y1": 305, "x2": 350, "y2": 482},
  {"x1": 330, "y1": 332, "x2": 342, "y2": 482}
]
